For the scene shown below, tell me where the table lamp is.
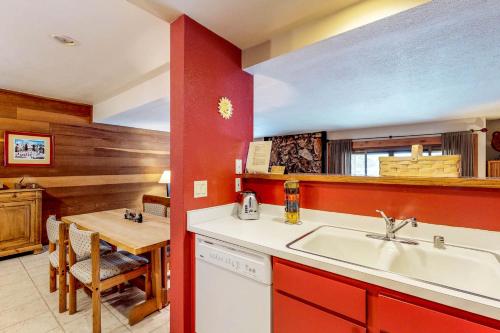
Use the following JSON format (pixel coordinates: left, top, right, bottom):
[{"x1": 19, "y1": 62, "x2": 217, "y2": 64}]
[{"x1": 159, "y1": 170, "x2": 171, "y2": 197}]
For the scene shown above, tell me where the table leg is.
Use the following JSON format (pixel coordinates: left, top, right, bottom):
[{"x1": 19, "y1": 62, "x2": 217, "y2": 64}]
[
  {"x1": 151, "y1": 248, "x2": 162, "y2": 310},
  {"x1": 128, "y1": 248, "x2": 162, "y2": 325}
]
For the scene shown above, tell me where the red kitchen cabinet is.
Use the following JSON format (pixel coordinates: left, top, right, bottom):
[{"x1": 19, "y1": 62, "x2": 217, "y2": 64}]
[
  {"x1": 378, "y1": 295, "x2": 500, "y2": 333},
  {"x1": 274, "y1": 261, "x2": 367, "y2": 323},
  {"x1": 273, "y1": 258, "x2": 500, "y2": 333},
  {"x1": 274, "y1": 290, "x2": 366, "y2": 333}
]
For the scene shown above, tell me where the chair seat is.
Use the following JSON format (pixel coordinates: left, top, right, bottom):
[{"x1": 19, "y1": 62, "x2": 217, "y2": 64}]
[
  {"x1": 49, "y1": 241, "x2": 112, "y2": 268},
  {"x1": 70, "y1": 251, "x2": 149, "y2": 285}
]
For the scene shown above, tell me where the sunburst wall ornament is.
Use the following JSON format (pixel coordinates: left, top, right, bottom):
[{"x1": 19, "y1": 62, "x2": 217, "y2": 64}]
[{"x1": 218, "y1": 97, "x2": 233, "y2": 119}]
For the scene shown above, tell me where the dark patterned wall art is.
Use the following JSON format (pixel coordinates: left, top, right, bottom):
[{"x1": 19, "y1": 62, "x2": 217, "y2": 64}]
[{"x1": 267, "y1": 132, "x2": 325, "y2": 173}]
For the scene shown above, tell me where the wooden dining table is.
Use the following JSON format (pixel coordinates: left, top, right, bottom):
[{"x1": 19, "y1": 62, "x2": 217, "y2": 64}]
[{"x1": 61, "y1": 208, "x2": 170, "y2": 325}]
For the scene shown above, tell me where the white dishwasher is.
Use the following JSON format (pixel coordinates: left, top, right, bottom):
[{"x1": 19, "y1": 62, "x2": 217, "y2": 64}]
[{"x1": 195, "y1": 235, "x2": 272, "y2": 333}]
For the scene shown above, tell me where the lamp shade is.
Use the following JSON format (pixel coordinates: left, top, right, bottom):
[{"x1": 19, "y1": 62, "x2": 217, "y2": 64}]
[{"x1": 159, "y1": 170, "x2": 171, "y2": 184}]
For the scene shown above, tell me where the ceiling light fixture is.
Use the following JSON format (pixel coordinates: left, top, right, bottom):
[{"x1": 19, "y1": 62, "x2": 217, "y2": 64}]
[{"x1": 51, "y1": 34, "x2": 79, "y2": 46}]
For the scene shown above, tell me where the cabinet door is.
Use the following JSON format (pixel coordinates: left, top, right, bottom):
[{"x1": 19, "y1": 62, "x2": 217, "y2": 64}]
[
  {"x1": 274, "y1": 291, "x2": 366, "y2": 333},
  {"x1": 0, "y1": 201, "x2": 33, "y2": 250},
  {"x1": 274, "y1": 261, "x2": 366, "y2": 323},
  {"x1": 379, "y1": 296, "x2": 500, "y2": 333}
]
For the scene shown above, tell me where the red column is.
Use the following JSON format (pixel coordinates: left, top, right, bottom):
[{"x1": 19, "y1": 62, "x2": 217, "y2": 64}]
[{"x1": 170, "y1": 15, "x2": 254, "y2": 333}]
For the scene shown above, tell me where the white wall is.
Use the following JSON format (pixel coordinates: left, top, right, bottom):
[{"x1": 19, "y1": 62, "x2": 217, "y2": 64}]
[{"x1": 328, "y1": 118, "x2": 487, "y2": 177}]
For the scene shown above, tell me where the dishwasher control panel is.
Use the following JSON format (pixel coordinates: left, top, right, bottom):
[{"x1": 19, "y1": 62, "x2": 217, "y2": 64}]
[{"x1": 196, "y1": 235, "x2": 272, "y2": 285}]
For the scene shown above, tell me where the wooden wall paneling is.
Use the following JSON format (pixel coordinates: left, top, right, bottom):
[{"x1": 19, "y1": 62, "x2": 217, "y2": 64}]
[
  {"x1": 0, "y1": 89, "x2": 170, "y2": 244},
  {"x1": 352, "y1": 136, "x2": 442, "y2": 150},
  {"x1": 0, "y1": 174, "x2": 163, "y2": 189},
  {"x1": 0, "y1": 89, "x2": 91, "y2": 120},
  {"x1": 0, "y1": 117, "x2": 51, "y2": 133},
  {"x1": 0, "y1": 101, "x2": 17, "y2": 119},
  {"x1": 17, "y1": 108, "x2": 90, "y2": 125}
]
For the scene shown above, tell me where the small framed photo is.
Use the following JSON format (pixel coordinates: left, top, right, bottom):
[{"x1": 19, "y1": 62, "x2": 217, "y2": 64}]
[{"x1": 4, "y1": 131, "x2": 54, "y2": 167}]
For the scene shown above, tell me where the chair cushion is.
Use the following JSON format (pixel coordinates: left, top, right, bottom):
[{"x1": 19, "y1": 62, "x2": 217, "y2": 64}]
[
  {"x1": 70, "y1": 251, "x2": 149, "y2": 284},
  {"x1": 49, "y1": 241, "x2": 112, "y2": 268},
  {"x1": 46, "y1": 216, "x2": 61, "y2": 244},
  {"x1": 144, "y1": 202, "x2": 168, "y2": 217}
]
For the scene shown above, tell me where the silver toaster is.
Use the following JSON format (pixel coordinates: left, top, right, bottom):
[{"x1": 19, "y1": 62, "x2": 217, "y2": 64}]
[{"x1": 238, "y1": 190, "x2": 260, "y2": 220}]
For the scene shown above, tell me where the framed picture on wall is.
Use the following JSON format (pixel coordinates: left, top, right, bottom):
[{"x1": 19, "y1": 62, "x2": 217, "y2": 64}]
[{"x1": 4, "y1": 131, "x2": 54, "y2": 167}]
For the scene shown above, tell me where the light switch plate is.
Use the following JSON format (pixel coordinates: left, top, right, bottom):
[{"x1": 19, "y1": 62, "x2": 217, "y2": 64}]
[
  {"x1": 235, "y1": 178, "x2": 241, "y2": 192},
  {"x1": 235, "y1": 159, "x2": 243, "y2": 174},
  {"x1": 194, "y1": 180, "x2": 208, "y2": 198}
]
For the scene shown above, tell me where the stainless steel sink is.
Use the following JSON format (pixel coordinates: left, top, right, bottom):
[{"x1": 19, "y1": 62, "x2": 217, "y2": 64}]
[{"x1": 287, "y1": 225, "x2": 500, "y2": 301}]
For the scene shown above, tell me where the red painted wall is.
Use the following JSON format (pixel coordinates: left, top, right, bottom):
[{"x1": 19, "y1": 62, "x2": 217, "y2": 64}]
[
  {"x1": 245, "y1": 179, "x2": 500, "y2": 231},
  {"x1": 170, "y1": 15, "x2": 253, "y2": 333}
]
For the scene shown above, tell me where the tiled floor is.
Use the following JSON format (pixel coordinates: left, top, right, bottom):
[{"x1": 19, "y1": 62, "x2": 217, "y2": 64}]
[{"x1": 0, "y1": 249, "x2": 170, "y2": 333}]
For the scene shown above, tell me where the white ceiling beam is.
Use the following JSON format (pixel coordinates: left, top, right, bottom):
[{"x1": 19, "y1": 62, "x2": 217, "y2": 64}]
[
  {"x1": 93, "y1": 68, "x2": 169, "y2": 123},
  {"x1": 243, "y1": 0, "x2": 430, "y2": 68}
]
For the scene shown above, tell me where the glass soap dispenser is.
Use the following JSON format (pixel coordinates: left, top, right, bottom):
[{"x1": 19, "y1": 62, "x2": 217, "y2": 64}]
[{"x1": 284, "y1": 180, "x2": 300, "y2": 224}]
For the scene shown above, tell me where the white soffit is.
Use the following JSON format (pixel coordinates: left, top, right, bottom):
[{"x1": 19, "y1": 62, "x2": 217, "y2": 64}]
[
  {"x1": 94, "y1": 69, "x2": 170, "y2": 132},
  {"x1": 249, "y1": 0, "x2": 500, "y2": 138},
  {"x1": 140, "y1": 0, "x2": 363, "y2": 49}
]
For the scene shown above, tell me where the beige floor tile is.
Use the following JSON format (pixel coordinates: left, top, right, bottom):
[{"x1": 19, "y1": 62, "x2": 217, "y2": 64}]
[
  {"x1": 0, "y1": 270, "x2": 31, "y2": 288},
  {"x1": 0, "y1": 286, "x2": 42, "y2": 311},
  {"x1": 148, "y1": 324, "x2": 170, "y2": 333},
  {"x1": 0, "y1": 311, "x2": 60, "y2": 333},
  {"x1": 109, "y1": 326, "x2": 132, "y2": 333},
  {"x1": 61, "y1": 306, "x2": 124, "y2": 333},
  {"x1": 0, "y1": 279, "x2": 38, "y2": 300},
  {"x1": 0, "y1": 297, "x2": 49, "y2": 330},
  {"x1": 0, "y1": 253, "x2": 169, "y2": 333},
  {"x1": 23, "y1": 260, "x2": 49, "y2": 276},
  {"x1": 103, "y1": 288, "x2": 146, "y2": 324},
  {"x1": 128, "y1": 308, "x2": 170, "y2": 333},
  {"x1": 46, "y1": 328, "x2": 65, "y2": 333},
  {"x1": 51, "y1": 299, "x2": 92, "y2": 325},
  {"x1": 0, "y1": 258, "x2": 21, "y2": 270},
  {"x1": 0, "y1": 263, "x2": 25, "y2": 278},
  {"x1": 19, "y1": 251, "x2": 48, "y2": 264},
  {"x1": 32, "y1": 273, "x2": 50, "y2": 289}
]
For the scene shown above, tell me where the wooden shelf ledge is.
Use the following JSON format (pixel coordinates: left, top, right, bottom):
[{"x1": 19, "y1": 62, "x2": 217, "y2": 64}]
[{"x1": 243, "y1": 173, "x2": 500, "y2": 189}]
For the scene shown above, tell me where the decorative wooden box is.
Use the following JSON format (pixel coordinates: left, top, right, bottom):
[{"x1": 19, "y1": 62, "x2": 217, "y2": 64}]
[
  {"x1": 488, "y1": 160, "x2": 500, "y2": 177},
  {"x1": 379, "y1": 145, "x2": 461, "y2": 177}
]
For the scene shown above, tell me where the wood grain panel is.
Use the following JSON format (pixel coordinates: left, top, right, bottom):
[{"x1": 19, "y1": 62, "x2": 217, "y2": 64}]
[
  {"x1": 17, "y1": 107, "x2": 90, "y2": 125},
  {"x1": 352, "y1": 136, "x2": 442, "y2": 150},
  {"x1": 0, "y1": 89, "x2": 169, "y2": 244},
  {"x1": 0, "y1": 174, "x2": 163, "y2": 188},
  {"x1": 243, "y1": 173, "x2": 500, "y2": 189},
  {"x1": 0, "y1": 102, "x2": 17, "y2": 119},
  {"x1": 0, "y1": 117, "x2": 50, "y2": 132}
]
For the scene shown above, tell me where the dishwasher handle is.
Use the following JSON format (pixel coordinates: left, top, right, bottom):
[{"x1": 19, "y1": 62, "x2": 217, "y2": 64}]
[{"x1": 196, "y1": 235, "x2": 272, "y2": 285}]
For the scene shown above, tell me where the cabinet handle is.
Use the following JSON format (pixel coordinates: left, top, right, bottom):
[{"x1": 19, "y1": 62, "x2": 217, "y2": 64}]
[{"x1": 12, "y1": 193, "x2": 18, "y2": 198}]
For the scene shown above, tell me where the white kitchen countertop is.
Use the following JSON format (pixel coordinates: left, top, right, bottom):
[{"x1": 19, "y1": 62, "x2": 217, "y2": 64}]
[{"x1": 187, "y1": 203, "x2": 500, "y2": 320}]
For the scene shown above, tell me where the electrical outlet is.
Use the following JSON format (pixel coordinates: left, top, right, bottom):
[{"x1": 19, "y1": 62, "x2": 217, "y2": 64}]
[
  {"x1": 194, "y1": 180, "x2": 208, "y2": 198},
  {"x1": 235, "y1": 159, "x2": 243, "y2": 174},
  {"x1": 235, "y1": 178, "x2": 241, "y2": 192}
]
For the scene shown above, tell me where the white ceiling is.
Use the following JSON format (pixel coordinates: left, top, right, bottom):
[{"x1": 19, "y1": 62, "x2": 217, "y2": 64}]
[
  {"x1": 142, "y1": 0, "x2": 362, "y2": 49},
  {"x1": 101, "y1": 98, "x2": 170, "y2": 132},
  {"x1": 0, "y1": 0, "x2": 169, "y2": 104},
  {"x1": 249, "y1": 0, "x2": 500, "y2": 138}
]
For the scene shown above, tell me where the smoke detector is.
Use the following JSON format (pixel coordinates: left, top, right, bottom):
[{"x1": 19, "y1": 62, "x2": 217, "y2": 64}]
[{"x1": 51, "y1": 34, "x2": 79, "y2": 46}]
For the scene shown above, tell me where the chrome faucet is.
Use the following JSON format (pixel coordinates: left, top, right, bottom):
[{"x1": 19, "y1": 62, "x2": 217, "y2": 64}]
[{"x1": 366, "y1": 210, "x2": 419, "y2": 245}]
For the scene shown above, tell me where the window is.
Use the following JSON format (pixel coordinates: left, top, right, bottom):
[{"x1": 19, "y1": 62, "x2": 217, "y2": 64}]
[
  {"x1": 351, "y1": 153, "x2": 366, "y2": 176},
  {"x1": 351, "y1": 146, "x2": 442, "y2": 176}
]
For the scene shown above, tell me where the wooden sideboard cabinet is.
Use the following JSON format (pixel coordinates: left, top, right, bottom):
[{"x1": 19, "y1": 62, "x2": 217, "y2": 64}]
[{"x1": 0, "y1": 189, "x2": 43, "y2": 257}]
